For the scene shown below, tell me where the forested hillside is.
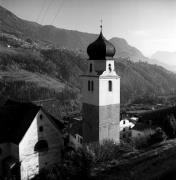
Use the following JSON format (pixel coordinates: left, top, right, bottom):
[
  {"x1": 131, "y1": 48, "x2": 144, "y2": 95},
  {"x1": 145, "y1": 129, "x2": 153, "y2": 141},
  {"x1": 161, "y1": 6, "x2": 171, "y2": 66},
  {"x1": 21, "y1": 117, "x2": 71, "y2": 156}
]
[
  {"x1": 1, "y1": 45, "x2": 176, "y2": 108},
  {"x1": 1, "y1": 5, "x2": 176, "y2": 116}
]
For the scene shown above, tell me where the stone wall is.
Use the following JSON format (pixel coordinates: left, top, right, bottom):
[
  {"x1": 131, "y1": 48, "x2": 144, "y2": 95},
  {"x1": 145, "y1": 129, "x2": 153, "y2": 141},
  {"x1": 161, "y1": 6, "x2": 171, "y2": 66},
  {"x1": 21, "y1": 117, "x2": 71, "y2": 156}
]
[
  {"x1": 82, "y1": 103, "x2": 99, "y2": 143},
  {"x1": 82, "y1": 103, "x2": 120, "y2": 143}
]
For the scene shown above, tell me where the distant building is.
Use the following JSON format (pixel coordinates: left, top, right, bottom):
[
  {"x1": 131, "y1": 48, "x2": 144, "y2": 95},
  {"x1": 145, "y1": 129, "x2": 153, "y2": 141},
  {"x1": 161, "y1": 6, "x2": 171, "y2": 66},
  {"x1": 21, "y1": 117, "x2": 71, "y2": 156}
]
[
  {"x1": 63, "y1": 115, "x2": 83, "y2": 150},
  {"x1": 120, "y1": 119, "x2": 135, "y2": 139},
  {"x1": 81, "y1": 27, "x2": 120, "y2": 144},
  {"x1": 0, "y1": 100, "x2": 64, "y2": 180}
]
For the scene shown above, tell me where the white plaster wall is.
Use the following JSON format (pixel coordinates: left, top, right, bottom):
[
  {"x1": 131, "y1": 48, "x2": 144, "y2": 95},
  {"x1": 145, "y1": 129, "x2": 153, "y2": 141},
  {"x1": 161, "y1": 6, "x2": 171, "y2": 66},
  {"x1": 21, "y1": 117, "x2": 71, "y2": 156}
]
[
  {"x1": 81, "y1": 76, "x2": 99, "y2": 106},
  {"x1": 81, "y1": 74, "x2": 120, "y2": 106},
  {"x1": 99, "y1": 77, "x2": 120, "y2": 106},
  {"x1": 0, "y1": 143, "x2": 19, "y2": 177},
  {"x1": 19, "y1": 114, "x2": 39, "y2": 180},
  {"x1": 81, "y1": 59, "x2": 120, "y2": 106},
  {"x1": 86, "y1": 60, "x2": 96, "y2": 75},
  {"x1": 19, "y1": 110, "x2": 63, "y2": 180},
  {"x1": 120, "y1": 119, "x2": 135, "y2": 131}
]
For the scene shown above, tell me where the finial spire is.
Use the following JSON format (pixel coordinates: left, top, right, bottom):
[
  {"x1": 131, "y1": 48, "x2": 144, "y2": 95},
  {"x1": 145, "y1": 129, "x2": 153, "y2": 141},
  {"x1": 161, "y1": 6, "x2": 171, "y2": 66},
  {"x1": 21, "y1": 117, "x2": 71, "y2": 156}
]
[{"x1": 100, "y1": 19, "x2": 103, "y2": 33}]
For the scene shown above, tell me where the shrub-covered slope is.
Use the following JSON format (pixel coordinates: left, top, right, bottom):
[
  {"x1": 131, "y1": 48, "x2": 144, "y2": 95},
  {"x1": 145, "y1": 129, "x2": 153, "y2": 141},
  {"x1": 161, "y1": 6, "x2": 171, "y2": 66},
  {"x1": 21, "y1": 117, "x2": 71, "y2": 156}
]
[{"x1": 1, "y1": 45, "x2": 176, "y2": 106}]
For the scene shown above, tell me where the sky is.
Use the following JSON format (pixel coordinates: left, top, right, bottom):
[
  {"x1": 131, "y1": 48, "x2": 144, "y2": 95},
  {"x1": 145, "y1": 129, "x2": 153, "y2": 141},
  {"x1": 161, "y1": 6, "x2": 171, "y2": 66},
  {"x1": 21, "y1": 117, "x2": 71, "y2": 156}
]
[{"x1": 1, "y1": 0, "x2": 176, "y2": 57}]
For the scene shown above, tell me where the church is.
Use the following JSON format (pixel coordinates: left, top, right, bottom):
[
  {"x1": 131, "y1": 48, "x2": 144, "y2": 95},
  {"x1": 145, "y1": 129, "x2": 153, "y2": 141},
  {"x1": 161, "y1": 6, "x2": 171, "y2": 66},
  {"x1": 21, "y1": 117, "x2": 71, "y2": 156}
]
[{"x1": 81, "y1": 27, "x2": 120, "y2": 144}]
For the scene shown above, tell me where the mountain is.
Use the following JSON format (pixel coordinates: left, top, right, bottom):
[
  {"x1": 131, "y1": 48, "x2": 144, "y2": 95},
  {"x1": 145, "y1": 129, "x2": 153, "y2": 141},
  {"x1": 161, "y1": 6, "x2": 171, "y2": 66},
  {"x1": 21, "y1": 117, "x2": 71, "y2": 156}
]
[
  {"x1": 110, "y1": 38, "x2": 147, "y2": 62},
  {"x1": 0, "y1": 5, "x2": 147, "y2": 61},
  {"x1": 151, "y1": 51, "x2": 176, "y2": 72},
  {"x1": 1, "y1": 5, "x2": 176, "y2": 113}
]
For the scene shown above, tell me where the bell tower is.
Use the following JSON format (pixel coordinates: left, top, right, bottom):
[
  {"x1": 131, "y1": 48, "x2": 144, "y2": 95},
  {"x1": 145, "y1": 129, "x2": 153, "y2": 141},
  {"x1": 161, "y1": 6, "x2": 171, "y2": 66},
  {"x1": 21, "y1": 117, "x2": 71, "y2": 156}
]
[{"x1": 81, "y1": 27, "x2": 120, "y2": 144}]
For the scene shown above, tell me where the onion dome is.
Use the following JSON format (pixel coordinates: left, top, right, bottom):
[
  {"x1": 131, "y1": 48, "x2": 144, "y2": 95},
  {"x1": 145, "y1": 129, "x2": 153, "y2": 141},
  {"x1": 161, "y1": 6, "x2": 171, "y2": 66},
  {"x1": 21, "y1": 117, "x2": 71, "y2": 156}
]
[{"x1": 87, "y1": 31, "x2": 116, "y2": 60}]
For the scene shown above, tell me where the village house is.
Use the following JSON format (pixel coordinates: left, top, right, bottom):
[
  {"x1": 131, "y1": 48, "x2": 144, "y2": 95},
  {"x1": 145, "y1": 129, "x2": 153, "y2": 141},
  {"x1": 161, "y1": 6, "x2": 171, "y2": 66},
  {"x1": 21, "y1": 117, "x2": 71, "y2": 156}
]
[
  {"x1": 63, "y1": 114, "x2": 83, "y2": 149},
  {"x1": 120, "y1": 119, "x2": 135, "y2": 139},
  {"x1": 0, "y1": 100, "x2": 64, "y2": 180}
]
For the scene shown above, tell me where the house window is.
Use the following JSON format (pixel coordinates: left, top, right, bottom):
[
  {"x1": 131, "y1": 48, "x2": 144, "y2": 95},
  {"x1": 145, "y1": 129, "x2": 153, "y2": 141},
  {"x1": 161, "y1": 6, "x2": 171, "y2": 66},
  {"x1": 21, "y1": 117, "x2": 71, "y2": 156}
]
[
  {"x1": 88, "y1": 81, "x2": 91, "y2": 91},
  {"x1": 40, "y1": 114, "x2": 43, "y2": 120},
  {"x1": 123, "y1": 128, "x2": 125, "y2": 132},
  {"x1": 123, "y1": 120, "x2": 125, "y2": 124},
  {"x1": 108, "y1": 81, "x2": 112, "y2": 91},
  {"x1": 89, "y1": 63, "x2": 92, "y2": 72},
  {"x1": 39, "y1": 126, "x2": 43, "y2": 132},
  {"x1": 34, "y1": 140, "x2": 48, "y2": 152},
  {"x1": 91, "y1": 81, "x2": 94, "y2": 91}
]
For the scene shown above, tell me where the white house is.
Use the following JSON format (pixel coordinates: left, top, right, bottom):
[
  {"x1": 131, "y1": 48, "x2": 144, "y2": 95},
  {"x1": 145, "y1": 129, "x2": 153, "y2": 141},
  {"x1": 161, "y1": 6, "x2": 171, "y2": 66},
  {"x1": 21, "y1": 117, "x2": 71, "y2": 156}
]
[
  {"x1": 120, "y1": 119, "x2": 135, "y2": 139},
  {"x1": 0, "y1": 100, "x2": 64, "y2": 180},
  {"x1": 120, "y1": 119, "x2": 135, "y2": 131}
]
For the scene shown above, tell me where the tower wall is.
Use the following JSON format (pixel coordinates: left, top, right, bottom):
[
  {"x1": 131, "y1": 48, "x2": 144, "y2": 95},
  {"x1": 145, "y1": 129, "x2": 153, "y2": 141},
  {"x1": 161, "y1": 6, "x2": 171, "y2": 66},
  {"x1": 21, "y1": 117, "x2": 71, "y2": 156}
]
[
  {"x1": 82, "y1": 103, "x2": 99, "y2": 143},
  {"x1": 99, "y1": 104, "x2": 120, "y2": 143},
  {"x1": 82, "y1": 103, "x2": 120, "y2": 143}
]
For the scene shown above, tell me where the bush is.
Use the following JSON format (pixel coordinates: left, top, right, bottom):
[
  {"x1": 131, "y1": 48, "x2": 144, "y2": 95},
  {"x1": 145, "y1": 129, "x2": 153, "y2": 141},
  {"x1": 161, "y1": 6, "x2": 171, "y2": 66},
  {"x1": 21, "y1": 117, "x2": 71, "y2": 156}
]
[
  {"x1": 32, "y1": 147, "x2": 93, "y2": 180},
  {"x1": 86, "y1": 140, "x2": 135, "y2": 163},
  {"x1": 131, "y1": 127, "x2": 167, "y2": 149},
  {"x1": 132, "y1": 135, "x2": 151, "y2": 149},
  {"x1": 149, "y1": 127, "x2": 167, "y2": 145}
]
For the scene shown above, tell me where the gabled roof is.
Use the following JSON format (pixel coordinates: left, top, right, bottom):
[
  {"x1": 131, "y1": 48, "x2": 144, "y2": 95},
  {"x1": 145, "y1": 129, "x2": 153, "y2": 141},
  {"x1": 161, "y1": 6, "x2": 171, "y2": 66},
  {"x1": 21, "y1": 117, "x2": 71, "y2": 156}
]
[
  {"x1": 43, "y1": 109, "x2": 64, "y2": 130},
  {"x1": 0, "y1": 100, "x2": 64, "y2": 144}
]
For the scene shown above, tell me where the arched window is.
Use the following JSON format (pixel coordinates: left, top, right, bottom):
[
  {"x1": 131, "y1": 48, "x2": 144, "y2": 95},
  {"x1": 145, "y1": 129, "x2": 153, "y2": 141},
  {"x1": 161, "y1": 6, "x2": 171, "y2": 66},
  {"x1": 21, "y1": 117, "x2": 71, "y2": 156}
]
[
  {"x1": 39, "y1": 126, "x2": 43, "y2": 132},
  {"x1": 108, "y1": 80, "x2": 112, "y2": 91},
  {"x1": 108, "y1": 64, "x2": 112, "y2": 72},
  {"x1": 89, "y1": 63, "x2": 92, "y2": 72},
  {"x1": 91, "y1": 81, "x2": 94, "y2": 91},
  {"x1": 88, "y1": 81, "x2": 91, "y2": 91},
  {"x1": 34, "y1": 140, "x2": 48, "y2": 152}
]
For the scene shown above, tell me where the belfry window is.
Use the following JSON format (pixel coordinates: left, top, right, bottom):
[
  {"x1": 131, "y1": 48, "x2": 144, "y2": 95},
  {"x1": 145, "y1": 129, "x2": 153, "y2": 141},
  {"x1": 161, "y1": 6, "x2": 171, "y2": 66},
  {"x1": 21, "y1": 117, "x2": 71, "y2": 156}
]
[
  {"x1": 108, "y1": 64, "x2": 112, "y2": 72},
  {"x1": 88, "y1": 81, "x2": 91, "y2": 91},
  {"x1": 108, "y1": 80, "x2": 112, "y2": 91},
  {"x1": 89, "y1": 63, "x2": 92, "y2": 72},
  {"x1": 91, "y1": 81, "x2": 94, "y2": 91},
  {"x1": 88, "y1": 80, "x2": 94, "y2": 91}
]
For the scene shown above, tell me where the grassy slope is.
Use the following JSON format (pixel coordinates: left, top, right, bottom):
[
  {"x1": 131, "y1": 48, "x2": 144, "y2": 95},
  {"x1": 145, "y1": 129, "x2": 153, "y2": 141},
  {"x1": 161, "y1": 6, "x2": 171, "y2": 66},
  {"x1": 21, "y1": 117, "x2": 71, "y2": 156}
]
[{"x1": 93, "y1": 140, "x2": 176, "y2": 180}]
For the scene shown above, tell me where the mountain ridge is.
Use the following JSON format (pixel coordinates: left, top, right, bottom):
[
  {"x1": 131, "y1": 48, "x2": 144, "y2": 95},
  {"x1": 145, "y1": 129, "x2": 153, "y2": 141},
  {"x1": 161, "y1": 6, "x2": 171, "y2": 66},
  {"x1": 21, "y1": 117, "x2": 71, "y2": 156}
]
[
  {"x1": 1, "y1": 5, "x2": 176, "y2": 112},
  {"x1": 0, "y1": 5, "x2": 148, "y2": 62}
]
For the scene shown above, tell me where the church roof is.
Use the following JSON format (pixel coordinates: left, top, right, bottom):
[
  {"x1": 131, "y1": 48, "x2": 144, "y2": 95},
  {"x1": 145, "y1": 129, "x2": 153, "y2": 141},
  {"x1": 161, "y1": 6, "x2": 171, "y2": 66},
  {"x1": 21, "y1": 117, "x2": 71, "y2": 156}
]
[
  {"x1": 0, "y1": 100, "x2": 64, "y2": 144},
  {"x1": 87, "y1": 31, "x2": 116, "y2": 60}
]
